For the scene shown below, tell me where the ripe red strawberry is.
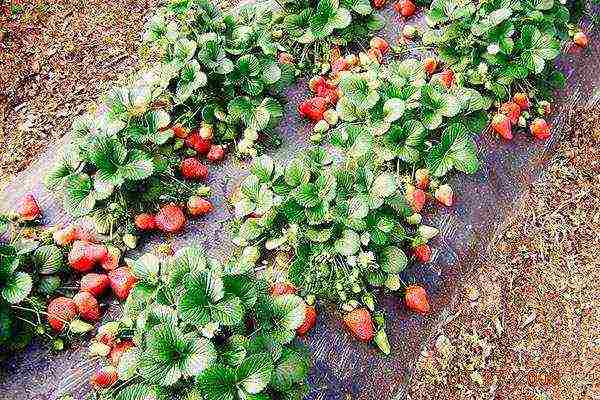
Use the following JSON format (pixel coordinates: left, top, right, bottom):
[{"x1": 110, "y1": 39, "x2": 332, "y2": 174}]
[
  {"x1": 573, "y1": 31, "x2": 588, "y2": 48},
  {"x1": 373, "y1": 0, "x2": 387, "y2": 8},
  {"x1": 296, "y1": 305, "x2": 317, "y2": 336},
  {"x1": 17, "y1": 193, "x2": 41, "y2": 221},
  {"x1": 499, "y1": 101, "x2": 521, "y2": 124},
  {"x1": 331, "y1": 58, "x2": 349, "y2": 75},
  {"x1": 81, "y1": 273, "x2": 110, "y2": 297},
  {"x1": 47, "y1": 297, "x2": 77, "y2": 332},
  {"x1": 413, "y1": 244, "x2": 431, "y2": 263},
  {"x1": 155, "y1": 203, "x2": 186, "y2": 233},
  {"x1": 367, "y1": 48, "x2": 383, "y2": 63},
  {"x1": 187, "y1": 196, "x2": 213, "y2": 216},
  {"x1": 343, "y1": 308, "x2": 374, "y2": 342},
  {"x1": 434, "y1": 184, "x2": 453, "y2": 207},
  {"x1": 513, "y1": 93, "x2": 530, "y2": 110},
  {"x1": 530, "y1": 118, "x2": 550, "y2": 140},
  {"x1": 439, "y1": 69, "x2": 455, "y2": 88},
  {"x1": 406, "y1": 185, "x2": 426, "y2": 213},
  {"x1": 108, "y1": 267, "x2": 138, "y2": 301},
  {"x1": 423, "y1": 57, "x2": 437, "y2": 75},
  {"x1": 53, "y1": 225, "x2": 79, "y2": 246},
  {"x1": 278, "y1": 52, "x2": 295, "y2": 65},
  {"x1": 395, "y1": 0, "x2": 416, "y2": 16},
  {"x1": 405, "y1": 284, "x2": 431, "y2": 314},
  {"x1": 271, "y1": 282, "x2": 297, "y2": 296},
  {"x1": 73, "y1": 291, "x2": 101, "y2": 322},
  {"x1": 298, "y1": 97, "x2": 328, "y2": 121},
  {"x1": 415, "y1": 168, "x2": 430, "y2": 190},
  {"x1": 109, "y1": 340, "x2": 135, "y2": 365},
  {"x1": 171, "y1": 123, "x2": 189, "y2": 139},
  {"x1": 491, "y1": 113, "x2": 512, "y2": 140},
  {"x1": 68, "y1": 241, "x2": 108, "y2": 273},
  {"x1": 185, "y1": 131, "x2": 212, "y2": 155},
  {"x1": 180, "y1": 158, "x2": 208, "y2": 180},
  {"x1": 314, "y1": 78, "x2": 339, "y2": 105},
  {"x1": 100, "y1": 246, "x2": 120, "y2": 271},
  {"x1": 134, "y1": 213, "x2": 157, "y2": 230},
  {"x1": 199, "y1": 124, "x2": 214, "y2": 140},
  {"x1": 90, "y1": 366, "x2": 118, "y2": 388},
  {"x1": 370, "y1": 37, "x2": 390, "y2": 55},
  {"x1": 207, "y1": 145, "x2": 225, "y2": 162}
]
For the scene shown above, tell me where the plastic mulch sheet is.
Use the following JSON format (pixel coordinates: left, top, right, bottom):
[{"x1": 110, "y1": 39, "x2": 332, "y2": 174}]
[{"x1": 0, "y1": 3, "x2": 598, "y2": 399}]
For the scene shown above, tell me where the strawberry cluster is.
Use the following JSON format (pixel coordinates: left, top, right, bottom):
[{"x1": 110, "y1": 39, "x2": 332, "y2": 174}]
[
  {"x1": 492, "y1": 93, "x2": 551, "y2": 141},
  {"x1": 89, "y1": 323, "x2": 137, "y2": 388}
]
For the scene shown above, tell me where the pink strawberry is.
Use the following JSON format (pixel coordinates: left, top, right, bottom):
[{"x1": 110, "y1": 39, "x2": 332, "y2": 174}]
[
  {"x1": 414, "y1": 168, "x2": 430, "y2": 190},
  {"x1": 491, "y1": 113, "x2": 512, "y2": 140},
  {"x1": 155, "y1": 204, "x2": 186, "y2": 233},
  {"x1": 434, "y1": 184, "x2": 453, "y2": 207},
  {"x1": 108, "y1": 267, "x2": 138, "y2": 301},
  {"x1": 406, "y1": 185, "x2": 426, "y2": 213},
  {"x1": 331, "y1": 58, "x2": 349, "y2": 75},
  {"x1": 207, "y1": 145, "x2": 225, "y2": 162},
  {"x1": 513, "y1": 93, "x2": 530, "y2": 110},
  {"x1": 80, "y1": 273, "x2": 110, "y2": 297},
  {"x1": 423, "y1": 57, "x2": 437, "y2": 75},
  {"x1": 369, "y1": 37, "x2": 390, "y2": 55},
  {"x1": 73, "y1": 291, "x2": 101, "y2": 322},
  {"x1": 109, "y1": 340, "x2": 135, "y2": 365},
  {"x1": 395, "y1": 0, "x2": 416, "y2": 16},
  {"x1": 17, "y1": 194, "x2": 41, "y2": 221},
  {"x1": 53, "y1": 225, "x2": 79, "y2": 246},
  {"x1": 271, "y1": 282, "x2": 297, "y2": 296},
  {"x1": 187, "y1": 196, "x2": 213, "y2": 216},
  {"x1": 100, "y1": 246, "x2": 120, "y2": 271},
  {"x1": 439, "y1": 69, "x2": 455, "y2": 88},
  {"x1": 574, "y1": 31, "x2": 589, "y2": 48}
]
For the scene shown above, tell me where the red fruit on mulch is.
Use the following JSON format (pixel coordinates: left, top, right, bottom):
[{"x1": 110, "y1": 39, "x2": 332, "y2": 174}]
[
  {"x1": 278, "y1": 52, "x2": 295, "y2": 65},
  {"x1": 434, "y1": 184, "x2": 454, "y2": 207},
  {"x1": 17, "y1": 193, "x2": 41, "y2": 221},
  {"x1": 171, "y1": 123, "x2": 189, "y2": 139},
  {"x1": 271, "y1": 282, "x2": 297, "y2": 296},
  {"x1": 343, "y1": 308, "x2": 374, "y2": 342},
  {"x1": 109, "y1": 340, "x2": 135, "y2": 365},
  {"x1": 395, "y1": 0, "x2": 416, "y2": 16},
  {"x1": 134, "y1": 213, "x2": 157, "y2": 231},
  {"x1": 406, "y1": 186, "x2": 426, "y2": 213},
  {"x1": 298, "y1": 97, "x2": 329, "y2": 121},
  {"x1": 413, "y1": 244, "x2": 431, "y2": 263},
  {"x1": 573, "y1": 31, "x2": 589, "y2": 48},
  {"x1": 370, "y1": 37, "x2": 390, "y2": 55},
  {"x1": 415, "y1": 168, "x2": 430, "y2": 190},
  {"x1": 90, "y1": 366, "x2": 118, "y2": 388},
  {"x1": 499, "y1": 101, "x2": 521, "y2": 124},
  {"x1": 513, "y1": 92, "x2": 530, "y2": 110},
  {"x1": 81, "y1": 273, "x2": 110, "y2": 297},
  {"x1": 439, "y1": 68, "x2": 455, "y2": 88},
  {"x1": 68, "y1": 241, "x2": 108, "y2": 273},
  {"x1": 423, "y1": 57, "x2": 437, "y2": 75},
  {"x1": 47, "y1": 297, "x2": 77, "y2": 332},
  {"x1": 108, "y1": 267, "x2": 138, "y2": 301},
  {"x1": 331, "y1": 57, "x2": 350, "y2": 75},
  {"x1": 100, "y1": 246, "x2": 120, "y2": 271},
  {"x1": 372, "y1": 0, "x2": 387, "y2": 9},
  {"x1": 185, "y1": 131, "x2": 212, "y2": 155},
  {"x1": 73, "y1": 291, "x2": 101, "y2": 322},
  {"x1": 296, "y1": 305, "x2": 317, "y2": 336},
  {"x1": 491, "y1": 113, "x2": 513, "y2": 140},
  {"x1": 207, "y1": 145, "x2": 225, "y2": 162},
  {"x1": 530, "y1": 118, "x2": 550, "y2": 140},
  {"x1": 155, "y1": 203, "x2": 186, "y2": 233},
  {"x1": 405, "y1": 284, "x2": 431, "y2": 314},
  {"x1": 180, "y1": 158, "x2": 208, "y2": 180},
  {"x1": 187, "y1": 196, "x2": 213, "y2": 216}
]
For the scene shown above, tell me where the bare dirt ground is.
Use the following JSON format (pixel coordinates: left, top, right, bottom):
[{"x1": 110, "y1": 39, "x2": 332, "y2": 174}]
[
  {"x1": 0, "y1": 0, "x2": 155, "y2": 189},
  {"x1": 408, "y1": 107, "x2": 600, "y2": 400}
]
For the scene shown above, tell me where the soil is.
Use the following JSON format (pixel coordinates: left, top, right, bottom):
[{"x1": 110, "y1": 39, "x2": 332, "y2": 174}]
[
  {"x1": 408, "y1": 106, "x2": 600, "y2": 400},
  {"x1": 0, "y1": 0, "x2": 156, "y2": 189}
]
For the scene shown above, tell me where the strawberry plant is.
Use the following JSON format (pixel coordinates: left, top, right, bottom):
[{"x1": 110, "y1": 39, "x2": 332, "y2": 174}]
[
  {"x1": 87, "y1": 246, "x2": 311, "y2": 400},
  {"x1": 422, "y1": 0, "x2": 572, "y2": 101},
  {"x1": 275, "y1": 0, "x2": 385, "y2": 71},
  {"x1": 231, "y1": 149, "x2": 441, "y2": 352}
]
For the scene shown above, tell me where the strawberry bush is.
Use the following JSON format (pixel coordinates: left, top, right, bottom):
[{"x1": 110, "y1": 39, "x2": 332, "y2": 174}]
[{"x1": 86, "y1": 246, "x2": 311, "y2": 400}]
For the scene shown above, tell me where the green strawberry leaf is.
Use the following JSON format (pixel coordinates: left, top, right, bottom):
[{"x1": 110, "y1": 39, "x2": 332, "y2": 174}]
[{"x1": 427, "y1": 123, "x2": 479, "y2": 177}]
